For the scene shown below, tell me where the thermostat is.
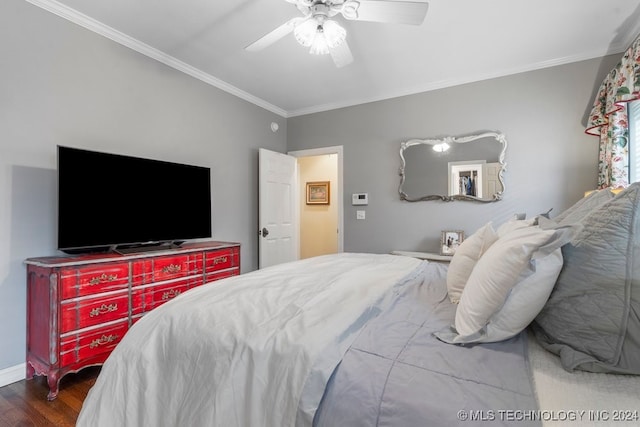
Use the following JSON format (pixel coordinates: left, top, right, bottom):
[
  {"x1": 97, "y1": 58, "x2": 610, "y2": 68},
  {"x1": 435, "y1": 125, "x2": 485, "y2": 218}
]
[{"x1": 352, "y1": 193, "x2": 368, "y2": 205}]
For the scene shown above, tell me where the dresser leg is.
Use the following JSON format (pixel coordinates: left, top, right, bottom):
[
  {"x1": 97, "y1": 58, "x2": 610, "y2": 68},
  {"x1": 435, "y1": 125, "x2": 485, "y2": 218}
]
[
  {"x1": 46, "y1": 372, "x2": 60, "y2": 401},
  {"x1": 26, "y1": 362, "x2": 35, "y2": 380}
]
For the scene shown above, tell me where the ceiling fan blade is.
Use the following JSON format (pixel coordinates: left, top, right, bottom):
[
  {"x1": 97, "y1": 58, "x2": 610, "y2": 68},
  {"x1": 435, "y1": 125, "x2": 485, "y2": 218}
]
[
  {"x1": 245, "y1": 16, "x2": 307, "y2": 52},
  {"x1": 342, "y1": 0, "x2": 429, "y2": 25},
  {"x1": 329, "y1": 40, "x2": 354, "y2": 68}
]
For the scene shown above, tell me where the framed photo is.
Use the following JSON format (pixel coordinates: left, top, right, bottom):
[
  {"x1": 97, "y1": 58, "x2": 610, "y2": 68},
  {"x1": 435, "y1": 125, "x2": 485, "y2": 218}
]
[
  {"x1": 306, "y1": 181, "x2": 330, "y2": 205},
  {"x1": 440, "y1": 230, "x2": 464, "y2": 256}
]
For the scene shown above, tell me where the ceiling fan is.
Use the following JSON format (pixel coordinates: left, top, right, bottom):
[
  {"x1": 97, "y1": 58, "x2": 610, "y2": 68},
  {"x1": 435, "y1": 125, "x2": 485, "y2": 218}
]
[{"x1": 245, "y1": 0, "x2": 429, "y2": 68}]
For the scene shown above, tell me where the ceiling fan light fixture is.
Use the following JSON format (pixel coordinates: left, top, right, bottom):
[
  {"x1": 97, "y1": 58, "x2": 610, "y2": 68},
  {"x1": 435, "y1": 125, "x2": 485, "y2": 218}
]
[
  {"x1": 322, "y1": 20, "x2": 347, "y2": 48},
  {"x1": 309, "y1": 33, "x2": 330, "y2": 55},
  {"x1": 245, "y1": 0, "x2": 429, "y2": 68},
  {"x1": 293, "y1": 19, "x2": 317, "y2": 47},
  {"x1": 294, "y1": 19, "x2": 346, "y2": 55}
]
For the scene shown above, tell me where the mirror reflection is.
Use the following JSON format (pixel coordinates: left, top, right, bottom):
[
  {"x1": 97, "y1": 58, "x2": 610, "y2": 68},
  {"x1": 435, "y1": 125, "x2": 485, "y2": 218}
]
[{"x1": 399, "y1": 131, "x2": 507, "y2": 202}]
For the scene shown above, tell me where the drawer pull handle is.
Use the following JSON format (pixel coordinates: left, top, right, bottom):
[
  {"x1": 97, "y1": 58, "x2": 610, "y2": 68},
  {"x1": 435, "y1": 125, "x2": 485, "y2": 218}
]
[
  {"x1": 89, "y1": 334, "x2": 119, "y2": 349},
  {"x1": 90, "y1": 303, "x2": 118, "y2": 317},
  {"x1": 89, "y1": 273, "x2": 118, "y2": 285},
  {"x1": 213, "y1": 256, "x2": 228, "y2": 265},
  {"x1": 162, "y1": 264, "x2": 182, "y2": 274},
  {"x1": 162, "y1": 289, "x2": 181, "y2": 300}
]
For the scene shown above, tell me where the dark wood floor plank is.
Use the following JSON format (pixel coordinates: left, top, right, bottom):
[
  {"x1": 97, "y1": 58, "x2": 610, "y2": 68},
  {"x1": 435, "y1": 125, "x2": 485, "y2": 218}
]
[
  {"x1": 0, "y1": 391, "x2": 50, "y2": 426},
  {"x1": 12, "y1": 384, "x2": 76, "y2": 427},
  {"x1": 0, "y1": 367, "x2": 100, "y2": 427},
  {"x1": 10, "y1": 382, "x2": 73, "y2": 426}
]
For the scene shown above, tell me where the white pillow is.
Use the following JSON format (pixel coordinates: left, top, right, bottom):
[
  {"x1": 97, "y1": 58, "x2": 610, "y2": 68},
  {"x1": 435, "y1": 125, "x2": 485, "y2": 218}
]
[
  {"x1": 470, "y1": 249, "x2": 562, "y2": 342},
  {"x1": 447, "y1": 219, "x2": 580, "y2": 342},
  {"x1": 435, "y1": 248, "x2": 563, "y2": 345},
  {"x1": 496, "y1": 217, "x2": 536, "y2": 237},
  {"x1": 455, "y1": 226, "x2": 555, "y2": 336},
  {"x1": 446, "y1": 222, "x2": 498, "y2": 303}
]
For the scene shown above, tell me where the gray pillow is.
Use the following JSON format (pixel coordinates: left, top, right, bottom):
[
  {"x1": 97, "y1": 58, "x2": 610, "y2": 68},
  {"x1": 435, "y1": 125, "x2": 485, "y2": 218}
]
[
  {"x1": 533, "y1": 182, "x2": 640, "y2": 374},
  {"x1": 552, "y1": 188, "x2": 615, "y2": 226}
]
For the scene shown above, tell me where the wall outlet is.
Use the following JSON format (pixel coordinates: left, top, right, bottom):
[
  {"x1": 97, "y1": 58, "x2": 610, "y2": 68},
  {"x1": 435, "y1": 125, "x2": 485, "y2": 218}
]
[{"x1": 356, "y1": 210, "x2": 366, "y2": 220}]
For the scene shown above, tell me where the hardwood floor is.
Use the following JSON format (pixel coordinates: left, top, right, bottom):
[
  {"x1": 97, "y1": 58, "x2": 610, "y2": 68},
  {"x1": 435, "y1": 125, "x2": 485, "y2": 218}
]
[{"x1": 0, "y1": 367, "x2": 100, "y2": 426}]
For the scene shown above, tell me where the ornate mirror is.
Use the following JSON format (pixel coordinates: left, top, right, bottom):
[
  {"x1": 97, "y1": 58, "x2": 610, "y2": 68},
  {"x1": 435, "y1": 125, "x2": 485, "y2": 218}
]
[{"x1": 399, "y1": 131, "x2": 507, "y2": 202}]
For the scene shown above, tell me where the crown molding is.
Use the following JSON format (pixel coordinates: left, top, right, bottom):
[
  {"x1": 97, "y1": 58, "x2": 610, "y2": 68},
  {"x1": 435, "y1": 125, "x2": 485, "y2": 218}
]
[{"x1": 25, "y1": 0, "x2": 288, "y2": 118}]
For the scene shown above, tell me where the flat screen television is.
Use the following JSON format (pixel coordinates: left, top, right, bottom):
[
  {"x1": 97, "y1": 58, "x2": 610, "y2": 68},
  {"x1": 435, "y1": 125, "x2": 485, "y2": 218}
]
[{"x1": 57, "y1": 146, "x2": 212, "y2": 254}]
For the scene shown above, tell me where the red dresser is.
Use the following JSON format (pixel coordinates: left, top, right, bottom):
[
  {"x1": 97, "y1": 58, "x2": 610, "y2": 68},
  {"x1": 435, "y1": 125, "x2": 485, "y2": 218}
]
[{"x1": 25, "y1": 240, "x2": 240, "y2": 400}]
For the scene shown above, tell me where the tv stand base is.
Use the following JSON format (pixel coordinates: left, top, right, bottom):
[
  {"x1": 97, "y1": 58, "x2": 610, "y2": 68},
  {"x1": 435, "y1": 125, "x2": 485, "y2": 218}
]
[{"x1": 112, "y1": 241, "x2": 183, "y2": 255}]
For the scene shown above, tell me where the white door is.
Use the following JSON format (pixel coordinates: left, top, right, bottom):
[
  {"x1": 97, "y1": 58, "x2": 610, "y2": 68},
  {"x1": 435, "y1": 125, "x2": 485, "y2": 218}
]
[
  {"x1": 258, "y1": 148, "x2": 298, "y2": 269},
  {"x1": 483, "y1": 162, "x2": 502, "y2": 197}
]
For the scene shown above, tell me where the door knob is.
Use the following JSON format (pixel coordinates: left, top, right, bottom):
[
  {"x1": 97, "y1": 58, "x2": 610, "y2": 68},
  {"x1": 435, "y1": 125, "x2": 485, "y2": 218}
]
[{"x1": 259, "y1": 227, "x2": 269, "y2": 237}]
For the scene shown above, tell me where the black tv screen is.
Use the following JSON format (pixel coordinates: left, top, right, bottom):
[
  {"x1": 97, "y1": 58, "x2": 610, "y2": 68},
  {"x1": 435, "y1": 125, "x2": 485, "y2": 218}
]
[{"x1": 57, "y1": 146, "x2": 212, "y2": 253}]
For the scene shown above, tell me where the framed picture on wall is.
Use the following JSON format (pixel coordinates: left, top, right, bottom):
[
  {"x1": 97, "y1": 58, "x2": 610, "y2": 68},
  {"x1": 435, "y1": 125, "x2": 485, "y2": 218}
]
[
  {"x1": 440, "y1": 230, "x2": 464, "y2": 256},
  {"x1": 306, "y1": 181, "x2": 330, "y2": 205}
]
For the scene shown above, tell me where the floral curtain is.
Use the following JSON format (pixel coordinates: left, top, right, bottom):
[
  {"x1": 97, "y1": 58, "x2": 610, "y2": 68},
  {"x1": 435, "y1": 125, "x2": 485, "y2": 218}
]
[{"x1": 586, "y1": 34, "x2": 640, "y2": 189}]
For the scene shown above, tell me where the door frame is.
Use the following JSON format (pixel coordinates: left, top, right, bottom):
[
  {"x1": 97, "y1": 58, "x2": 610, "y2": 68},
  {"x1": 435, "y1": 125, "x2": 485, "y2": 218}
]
[{"x1": 288, "y1": 145, "x2": 344, "y2": 254}]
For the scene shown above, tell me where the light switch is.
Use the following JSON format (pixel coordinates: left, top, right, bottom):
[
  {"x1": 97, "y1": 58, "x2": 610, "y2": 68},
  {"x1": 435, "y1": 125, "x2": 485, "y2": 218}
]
[{"x1": 356, "y1": 210, "x2": 366, "y2": 220}]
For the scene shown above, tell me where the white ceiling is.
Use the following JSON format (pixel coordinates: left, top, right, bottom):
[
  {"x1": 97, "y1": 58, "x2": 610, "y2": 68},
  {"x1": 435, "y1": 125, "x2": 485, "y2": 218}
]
[{"x1": 29, "y1": 0, "x2": 640, "y2": 117}]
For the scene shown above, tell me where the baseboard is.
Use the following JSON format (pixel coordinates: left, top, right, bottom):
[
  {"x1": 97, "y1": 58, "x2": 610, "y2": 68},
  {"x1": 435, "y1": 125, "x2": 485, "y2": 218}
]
[{"x1": 0, "y1": 363, "x2": 26, "y2": 388}]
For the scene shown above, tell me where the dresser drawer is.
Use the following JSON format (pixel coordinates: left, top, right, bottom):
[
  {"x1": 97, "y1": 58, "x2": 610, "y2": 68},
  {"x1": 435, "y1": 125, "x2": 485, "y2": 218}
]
[
  {"x1": 60, "y1": 262, "x2": 129, "y2": 300},
  {"x1": 204, "y1": 248, "x2": 238, "y2": 273},
  {"x1": 205, "y1": 269, "x2": 238, "y2": 284},
  {"x1": 151, "y1": 254, "x2": 203, "y2": 282},
  {"x1": 60, "y1": 320, "x2": 128, "y2": 367},
  {"x1": 145, "y1": 279, "x2": 192, "y2": 311},
  {"x1": 60, "y1": 292, "x2": 129, "y2": 334}
]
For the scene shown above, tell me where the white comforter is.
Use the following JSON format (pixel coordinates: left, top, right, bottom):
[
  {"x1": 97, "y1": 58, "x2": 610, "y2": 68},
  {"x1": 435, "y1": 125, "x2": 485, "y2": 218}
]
[{"x1": 76, "y1": 253, "x2": 421, "y2": 427}]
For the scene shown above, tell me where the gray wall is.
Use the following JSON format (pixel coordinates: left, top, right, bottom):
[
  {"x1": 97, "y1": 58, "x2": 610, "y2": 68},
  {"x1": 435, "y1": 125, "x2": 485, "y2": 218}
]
[
  {"x1": 0, "y1": 0, "x2": 286, "y2": 371},
  {"x1": 287, "y1": 55, "x2": 619, "y2": 254}
]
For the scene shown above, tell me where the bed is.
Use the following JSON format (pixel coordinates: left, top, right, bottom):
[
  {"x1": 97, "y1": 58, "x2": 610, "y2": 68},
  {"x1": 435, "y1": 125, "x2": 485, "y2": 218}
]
[{"x1": 77, "y1": 183, "x2": 640, "y2": 427}]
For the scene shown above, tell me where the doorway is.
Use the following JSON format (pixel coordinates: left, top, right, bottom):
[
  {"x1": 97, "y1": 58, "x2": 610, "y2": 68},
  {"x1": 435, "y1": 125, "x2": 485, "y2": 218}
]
[{"x1": 289, "y1": 146, "x2": 343, "y2": 259}]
